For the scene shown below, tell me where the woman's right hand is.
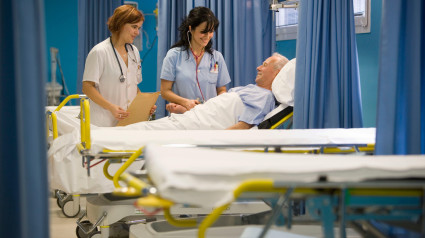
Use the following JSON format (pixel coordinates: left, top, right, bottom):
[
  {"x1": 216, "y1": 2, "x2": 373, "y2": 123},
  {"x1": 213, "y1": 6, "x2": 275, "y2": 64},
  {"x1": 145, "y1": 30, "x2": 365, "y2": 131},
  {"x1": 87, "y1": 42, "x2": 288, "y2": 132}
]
[
  {"x1": 109, "y1": 104, "x2": 129, "y2": 120},
  {"x1": 183, "y1": 99, "x2": 200, "y2": 110}
]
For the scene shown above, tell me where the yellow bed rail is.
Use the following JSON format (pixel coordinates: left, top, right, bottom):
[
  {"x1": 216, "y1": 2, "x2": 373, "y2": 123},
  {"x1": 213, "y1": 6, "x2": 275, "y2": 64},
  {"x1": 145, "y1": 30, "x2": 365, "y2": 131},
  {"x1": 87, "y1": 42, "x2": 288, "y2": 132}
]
[
  {"x1": 270, "y1": 111, "x2": 293, "y2": 129},
  {"x1": 112, "y1": 147, "x2": 144, "y2": 188},
  {"x1": 197, "y1": 180, "x2": 422, "y2": 238},
  {"x1": 46, "y1": 94, "x2": 87, "y2": 140},
  {"x1": 80, "y1": 98, "x2": 91, "y2": 150}
]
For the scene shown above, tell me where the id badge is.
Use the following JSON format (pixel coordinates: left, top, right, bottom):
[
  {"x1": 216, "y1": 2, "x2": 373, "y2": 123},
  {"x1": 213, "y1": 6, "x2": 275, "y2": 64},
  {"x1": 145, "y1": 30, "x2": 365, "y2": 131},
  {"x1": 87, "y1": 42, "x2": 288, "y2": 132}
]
[
  {"x1": 137, "y1": 64, "x2": 142, "y2": 77},
  {"x1": 210, "y1": 61, "x2": 219, "y2": 74}
]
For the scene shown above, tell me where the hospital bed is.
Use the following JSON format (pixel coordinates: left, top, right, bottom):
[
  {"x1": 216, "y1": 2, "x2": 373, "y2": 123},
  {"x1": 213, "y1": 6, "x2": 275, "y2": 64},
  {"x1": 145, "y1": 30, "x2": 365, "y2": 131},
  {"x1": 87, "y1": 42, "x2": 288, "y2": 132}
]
[
  {"x1": 46, "y1": 94, "x2": 375, "y2": 233},
  {"x1": 68, "y1": 127, "x2": 375, "y2": 237},
  {"x1": 46, "y1": 99, "x2": 375, "y2": 237},
  {"x1": 116, "y1": 144, "x2": 425, "y2": 238}
]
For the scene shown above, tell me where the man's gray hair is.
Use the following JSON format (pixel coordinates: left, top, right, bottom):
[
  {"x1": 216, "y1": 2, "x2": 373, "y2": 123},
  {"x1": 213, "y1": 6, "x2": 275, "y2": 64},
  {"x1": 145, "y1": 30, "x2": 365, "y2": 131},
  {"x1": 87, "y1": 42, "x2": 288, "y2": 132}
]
[{"x1": 272, "y1": 52, "x2": 289, "y2": 70}]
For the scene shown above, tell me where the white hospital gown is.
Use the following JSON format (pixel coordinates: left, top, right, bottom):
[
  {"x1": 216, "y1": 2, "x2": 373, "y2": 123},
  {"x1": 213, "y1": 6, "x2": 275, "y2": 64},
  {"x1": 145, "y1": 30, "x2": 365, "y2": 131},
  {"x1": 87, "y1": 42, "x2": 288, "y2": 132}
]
[{"x1": 228, "y1": 84, "x2": 276, "y2": 125}]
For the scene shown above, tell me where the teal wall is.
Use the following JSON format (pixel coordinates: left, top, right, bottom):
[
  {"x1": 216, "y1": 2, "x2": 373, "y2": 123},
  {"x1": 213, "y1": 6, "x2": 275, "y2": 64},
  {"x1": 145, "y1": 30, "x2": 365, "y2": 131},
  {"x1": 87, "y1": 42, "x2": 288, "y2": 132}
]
[
  {"x1": 133, "y1": 0, "x2": 158, "y2": 93},
  {"x1": 44, "y1": 0, "x2": 158, "y2": 95},
  {"x1": 44, "y1": 0, "x2": 78, "y2": 95},
  {"x1": 275, "y1": 0, "x2": 382, "y2": 127},
  {"x1": 356, "y1": 0, "x2": 382, "y2": 128},
  {"x1": 276, "y1": 39, "x2": 297, "y2": 60}
]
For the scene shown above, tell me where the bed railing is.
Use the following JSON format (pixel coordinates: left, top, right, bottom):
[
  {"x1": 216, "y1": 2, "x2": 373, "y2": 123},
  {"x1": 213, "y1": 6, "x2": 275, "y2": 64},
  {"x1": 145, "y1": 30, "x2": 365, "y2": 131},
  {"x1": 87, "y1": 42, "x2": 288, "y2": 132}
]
[
  {"x1": 46, "y1": 94, "x2": 87, "y2": 140},
  {"x1": 117, "y1": 174, "x2": 425, "y2": 238},
  {"x1": 80, "y1": 97, "x2": 91, "y2": 150}
]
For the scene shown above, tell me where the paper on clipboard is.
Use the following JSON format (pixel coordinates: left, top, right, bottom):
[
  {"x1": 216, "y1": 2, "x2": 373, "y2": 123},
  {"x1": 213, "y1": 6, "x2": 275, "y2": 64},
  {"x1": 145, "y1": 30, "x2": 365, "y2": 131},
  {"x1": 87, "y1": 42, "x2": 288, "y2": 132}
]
[{"x1": 116, "y1": 92, "x2": 160, "y2": 126}]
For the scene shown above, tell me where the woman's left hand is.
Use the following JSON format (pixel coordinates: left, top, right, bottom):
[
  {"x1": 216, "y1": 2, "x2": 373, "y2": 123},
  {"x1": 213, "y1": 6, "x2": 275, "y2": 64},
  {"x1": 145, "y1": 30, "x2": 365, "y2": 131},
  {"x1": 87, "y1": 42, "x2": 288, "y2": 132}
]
[{"x1": 149, "y1": 105, "x2": 157, "y2": 115}]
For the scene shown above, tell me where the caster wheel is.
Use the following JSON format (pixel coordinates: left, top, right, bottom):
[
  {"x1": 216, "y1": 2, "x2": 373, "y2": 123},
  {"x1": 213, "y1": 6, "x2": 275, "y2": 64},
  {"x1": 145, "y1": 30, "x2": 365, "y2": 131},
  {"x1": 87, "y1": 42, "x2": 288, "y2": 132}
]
[
  {"x1": 55, "y1": 190, "x2": 68, "y2": 208},
  {"x1": 76, "y1": 220, "x2": 98, "y2": 238},
  {"x1": 56, "y1": 198, "x2": 62, "y2": 208},
  {"x1": 62, "y1": 199, "x2": 81, "y2": 218},
  {"x1": 89, "y1": 231, "x2": 101, "y2": 238}
]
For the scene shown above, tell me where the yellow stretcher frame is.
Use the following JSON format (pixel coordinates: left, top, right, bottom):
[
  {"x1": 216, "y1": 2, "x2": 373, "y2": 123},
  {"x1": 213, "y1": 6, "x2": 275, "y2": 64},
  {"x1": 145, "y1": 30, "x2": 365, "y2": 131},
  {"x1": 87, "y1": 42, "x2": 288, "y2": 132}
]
[
  {"x1": 115, "y1": 167, "x2": 425, "y2": 238},
  {"x1": 46, "y1": 94, "x2": 138, "y2": 168},
  {"x1": 46, "y1": 94, "x2": 86, "y2": 140}
]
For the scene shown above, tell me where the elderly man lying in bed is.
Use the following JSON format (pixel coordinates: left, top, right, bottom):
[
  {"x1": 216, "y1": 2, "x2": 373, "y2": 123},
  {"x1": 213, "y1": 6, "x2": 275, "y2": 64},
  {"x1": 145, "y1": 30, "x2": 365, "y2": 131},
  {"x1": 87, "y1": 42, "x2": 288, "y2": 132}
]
[{"x1": 124, "y1": 53, "x2": 292, "y2": 130}]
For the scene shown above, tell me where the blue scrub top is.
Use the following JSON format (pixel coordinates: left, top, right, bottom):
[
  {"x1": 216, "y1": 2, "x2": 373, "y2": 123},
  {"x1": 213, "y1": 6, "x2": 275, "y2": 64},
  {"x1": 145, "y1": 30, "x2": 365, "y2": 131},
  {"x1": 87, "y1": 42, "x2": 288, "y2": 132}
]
[{"x1": 160, "y1": 47, "x2": 231, "y2": 102}]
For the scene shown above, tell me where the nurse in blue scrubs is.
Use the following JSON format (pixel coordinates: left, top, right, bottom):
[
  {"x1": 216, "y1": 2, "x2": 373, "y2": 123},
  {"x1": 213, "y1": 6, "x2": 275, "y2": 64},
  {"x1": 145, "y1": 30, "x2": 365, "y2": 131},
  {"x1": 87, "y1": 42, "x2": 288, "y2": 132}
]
[{"x1": 160, "y1": 7, "x2": 231, "y2": 114}]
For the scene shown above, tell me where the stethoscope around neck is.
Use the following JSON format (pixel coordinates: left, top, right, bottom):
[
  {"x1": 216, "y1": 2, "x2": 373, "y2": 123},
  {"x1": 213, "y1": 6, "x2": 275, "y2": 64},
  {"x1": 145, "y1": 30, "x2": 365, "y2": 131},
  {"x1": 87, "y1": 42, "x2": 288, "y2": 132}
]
[{"x1": 110, "y1": 37, "x2": 136, "y2": 83}]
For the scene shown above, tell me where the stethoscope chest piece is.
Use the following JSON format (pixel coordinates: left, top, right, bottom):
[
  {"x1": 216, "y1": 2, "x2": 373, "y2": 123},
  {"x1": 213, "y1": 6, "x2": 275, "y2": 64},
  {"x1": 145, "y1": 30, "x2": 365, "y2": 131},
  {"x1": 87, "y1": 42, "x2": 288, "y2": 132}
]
[
  {"x1": 119, "y1": 75, "x2": 126, "y2": 83},
  {"x1": 111, "y1": 37, "x2": 132, "y2": 84}
]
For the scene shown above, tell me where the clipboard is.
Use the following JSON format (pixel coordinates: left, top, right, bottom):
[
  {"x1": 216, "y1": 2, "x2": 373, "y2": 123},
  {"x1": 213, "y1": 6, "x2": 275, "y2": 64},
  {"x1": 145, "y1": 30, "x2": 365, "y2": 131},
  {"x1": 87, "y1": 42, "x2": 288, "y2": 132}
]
[{"x1": 116, "y1": 91, "x2": 160, "y2": 126}]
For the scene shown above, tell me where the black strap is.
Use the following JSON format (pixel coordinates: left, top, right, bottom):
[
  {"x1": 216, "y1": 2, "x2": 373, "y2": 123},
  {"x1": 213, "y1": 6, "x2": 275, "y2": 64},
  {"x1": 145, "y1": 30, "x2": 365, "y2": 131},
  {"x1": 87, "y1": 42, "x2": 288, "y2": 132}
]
[{"x1": 258, "y1": 106, "x2": 293, "y2": 129}]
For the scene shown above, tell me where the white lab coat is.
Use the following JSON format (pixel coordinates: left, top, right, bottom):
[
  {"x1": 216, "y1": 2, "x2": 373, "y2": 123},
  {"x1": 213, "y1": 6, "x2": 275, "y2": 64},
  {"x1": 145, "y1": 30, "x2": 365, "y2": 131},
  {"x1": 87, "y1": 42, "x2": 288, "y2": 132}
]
[{"x1": 83, "y1": 37, "x2": 142, "y2": 127}]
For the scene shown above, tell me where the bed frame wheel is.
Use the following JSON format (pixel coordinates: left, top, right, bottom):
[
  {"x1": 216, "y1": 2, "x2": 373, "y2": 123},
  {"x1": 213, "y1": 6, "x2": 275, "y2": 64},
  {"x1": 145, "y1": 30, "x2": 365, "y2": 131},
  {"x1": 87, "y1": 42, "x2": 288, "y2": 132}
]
[
  {"x1": 88, "y1": 231, "x2": 101, "y2": 238},
  {"x1": 76, "y1": 220, "x2": 98, "y2": 238},
  {"x1": 55, "y1": 190, "x2": 69, "y2": 208},
  {"x1": 62, "y1": 198, "x2": 81, "y2": 218}
]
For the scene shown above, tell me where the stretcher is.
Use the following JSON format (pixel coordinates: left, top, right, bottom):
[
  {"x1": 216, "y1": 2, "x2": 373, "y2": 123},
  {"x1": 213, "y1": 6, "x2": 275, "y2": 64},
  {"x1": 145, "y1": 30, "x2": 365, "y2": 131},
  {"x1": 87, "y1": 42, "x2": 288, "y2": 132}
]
[
  {"x1": 46, "y1": 97, "x2": 373, "y2": 217},
  {"x1": 47, "y1": 106, "x2": 377, "y2": 237},
  {"x1": 46, "y1": 96, "x2": 375, "y2": 238},
  {"x1": 117, "y1": 144, "x2": 425, "y2": 238},
  {"x1": 47, "y1": 93, "x2": 375, "y2": 191}
]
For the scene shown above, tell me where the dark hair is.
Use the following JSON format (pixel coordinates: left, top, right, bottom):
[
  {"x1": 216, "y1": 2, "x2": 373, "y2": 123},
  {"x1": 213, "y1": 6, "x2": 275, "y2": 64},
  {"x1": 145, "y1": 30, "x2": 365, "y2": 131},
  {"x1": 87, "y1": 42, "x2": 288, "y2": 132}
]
[
  {"x1": 107, "y1": 5, "x2": 144, "y2": 34},
  {"x1": 171, "y1": 7, "x2": 219, "y2": 56}
]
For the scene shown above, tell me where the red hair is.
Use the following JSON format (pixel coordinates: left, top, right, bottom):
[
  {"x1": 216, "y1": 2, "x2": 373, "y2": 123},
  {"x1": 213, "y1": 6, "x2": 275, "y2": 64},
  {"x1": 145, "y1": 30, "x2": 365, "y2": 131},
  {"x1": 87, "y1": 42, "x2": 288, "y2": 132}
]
[{"x1": 107, "y1": 5, "x2": 144, "y2": 34}]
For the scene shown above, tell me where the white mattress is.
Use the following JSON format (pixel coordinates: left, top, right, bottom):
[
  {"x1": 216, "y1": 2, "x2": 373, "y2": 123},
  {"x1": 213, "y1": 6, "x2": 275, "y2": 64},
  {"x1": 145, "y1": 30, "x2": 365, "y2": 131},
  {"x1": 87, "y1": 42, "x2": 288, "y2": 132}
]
[
  {"x1": 48, "y1": 128, "x2": 375, "y2": 194},
  {"x1": 46, "y1": 105, "x2": 376, "y2": 194},
  {"x1": 144, "y1": 144, "x2": 425, "y2": 208},
  {"x1": 56, "y1": 127, "x2": 376, "y2": 153}
]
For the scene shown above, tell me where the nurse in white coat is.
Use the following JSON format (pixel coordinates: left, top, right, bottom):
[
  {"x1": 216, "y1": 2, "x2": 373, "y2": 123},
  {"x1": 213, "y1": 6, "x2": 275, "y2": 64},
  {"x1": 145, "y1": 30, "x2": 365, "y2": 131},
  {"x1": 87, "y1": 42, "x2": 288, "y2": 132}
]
[{"x1": 82, "y1": 5, "x2": 154, "y2": 127}]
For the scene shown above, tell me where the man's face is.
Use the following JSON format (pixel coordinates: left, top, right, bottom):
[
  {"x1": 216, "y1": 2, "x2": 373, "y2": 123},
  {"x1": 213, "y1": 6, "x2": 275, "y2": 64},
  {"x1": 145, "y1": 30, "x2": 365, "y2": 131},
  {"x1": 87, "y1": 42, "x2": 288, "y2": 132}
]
[{"x1": 255, "y1": 56, "x2": 278, "y2": 87}]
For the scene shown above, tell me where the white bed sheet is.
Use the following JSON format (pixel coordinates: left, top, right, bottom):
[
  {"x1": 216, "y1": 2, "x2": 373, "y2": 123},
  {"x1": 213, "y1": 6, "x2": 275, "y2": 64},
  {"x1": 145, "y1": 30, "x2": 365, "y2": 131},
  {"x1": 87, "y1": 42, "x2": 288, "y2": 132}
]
[
  {"x1": 144, "y1": 144, "x2": 425, "y2": 208},
  {"x1": 123, "y1": 92, "x2": 244, "y2": 130},
  {"x1": 47, "y1": 91, "x2": 243, "y2": 135},
  {"x1": 55, "y1": 127, "x2": 376, "y2": 154},
  {"x1": 48, "y1": 131, "x2": 144, "y2": 194}
]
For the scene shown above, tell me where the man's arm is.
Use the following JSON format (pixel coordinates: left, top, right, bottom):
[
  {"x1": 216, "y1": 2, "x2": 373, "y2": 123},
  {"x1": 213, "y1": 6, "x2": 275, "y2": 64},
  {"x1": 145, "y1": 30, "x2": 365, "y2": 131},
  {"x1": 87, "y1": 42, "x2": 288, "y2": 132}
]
[{"x1": 226, "y1": 121, "x2": 253, "y2": 130}]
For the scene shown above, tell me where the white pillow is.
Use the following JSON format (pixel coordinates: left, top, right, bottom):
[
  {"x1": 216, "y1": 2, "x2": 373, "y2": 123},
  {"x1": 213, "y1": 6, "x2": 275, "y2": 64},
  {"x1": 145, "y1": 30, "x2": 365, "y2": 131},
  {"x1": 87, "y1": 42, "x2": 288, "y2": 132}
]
[{"x1": 271, "y1": 58, "x2": 296, "y2": 108}]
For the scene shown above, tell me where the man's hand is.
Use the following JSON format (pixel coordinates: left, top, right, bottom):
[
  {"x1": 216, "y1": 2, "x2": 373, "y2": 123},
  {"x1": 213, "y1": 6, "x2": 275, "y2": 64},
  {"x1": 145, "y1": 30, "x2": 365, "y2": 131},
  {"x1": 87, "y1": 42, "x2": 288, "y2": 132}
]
[
  {"x1": 166, "y1": 103, "x2": 188, "y2": 114},
  {"x1": 226, "y1": 121, "x2": 253, "y2": 130}
]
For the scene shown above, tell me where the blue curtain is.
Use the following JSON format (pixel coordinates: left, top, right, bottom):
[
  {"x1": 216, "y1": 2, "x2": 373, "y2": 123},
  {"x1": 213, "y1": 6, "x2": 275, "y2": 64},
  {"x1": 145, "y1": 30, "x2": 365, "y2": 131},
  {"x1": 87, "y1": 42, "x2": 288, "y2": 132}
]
[
  {"x1": 156, "y1": 1, "x2": 188, "y2": 118},
  {"x1": 0, "y1": 0, "x2": 48, "y2": 237},
  {"x1": 77, "y1": 0, "x2": 123, "y2": 93},
  {"x1": 156, "y1": 0, "x2": 274, "y2": 118},
  {"x1": 375, "y1": 0, "x2": 425, "y2": 155},
  {"x1": 293, "y1": 0, "x2": 363, "y2": 129}
]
